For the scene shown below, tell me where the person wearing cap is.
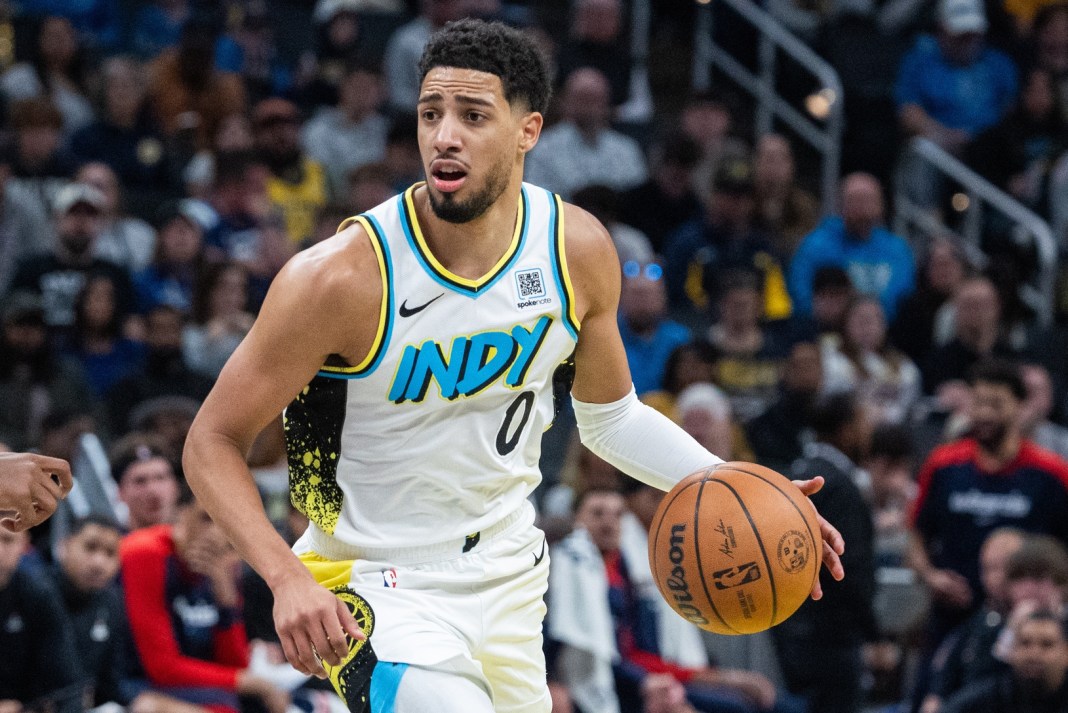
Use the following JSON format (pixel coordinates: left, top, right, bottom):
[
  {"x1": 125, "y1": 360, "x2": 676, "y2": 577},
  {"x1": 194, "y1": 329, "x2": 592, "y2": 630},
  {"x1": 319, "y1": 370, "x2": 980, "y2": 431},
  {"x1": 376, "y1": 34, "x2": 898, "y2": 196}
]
[
  {"x1": 788, "y1": 172, "x2": 914, "y2": 322},
  {"x1": 896, "y1": 0, "x2": 1018, "y2": 154},
  {"x1": 663, "y1": 153, "x2": 791, "y2": 323},
  {"x1": 251, "y1": 97, "x2": 329, "y2": 246},
  {"x1": 7, "y1": 181, "x2": 136, "y2": 334}
]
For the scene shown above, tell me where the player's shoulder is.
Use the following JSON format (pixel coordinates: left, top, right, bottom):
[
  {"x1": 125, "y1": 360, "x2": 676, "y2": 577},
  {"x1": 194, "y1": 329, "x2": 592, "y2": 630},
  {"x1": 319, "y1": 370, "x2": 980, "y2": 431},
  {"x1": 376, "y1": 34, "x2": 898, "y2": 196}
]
[{"x1": 275, "y1": 219, "x2": 383, "y2": 304}]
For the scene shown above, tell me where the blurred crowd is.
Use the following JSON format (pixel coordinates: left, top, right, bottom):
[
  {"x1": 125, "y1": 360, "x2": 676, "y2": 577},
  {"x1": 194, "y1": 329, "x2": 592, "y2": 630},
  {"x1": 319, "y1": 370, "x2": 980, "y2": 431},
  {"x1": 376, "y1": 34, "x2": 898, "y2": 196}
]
[{"x1": 2, "y1": 1, "x2": 1068, "y2": 713}]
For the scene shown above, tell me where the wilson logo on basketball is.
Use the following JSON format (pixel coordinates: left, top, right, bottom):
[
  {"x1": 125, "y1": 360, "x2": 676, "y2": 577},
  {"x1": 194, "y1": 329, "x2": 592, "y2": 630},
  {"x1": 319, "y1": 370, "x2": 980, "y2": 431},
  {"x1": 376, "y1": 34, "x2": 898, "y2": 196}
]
[
  {"x1": 665, "y1": 523, "x2": 710, "y2": 626},
  {"x1": 777, "y1": 531, "x2": 811, "y2": 574},
  {"x1": 712, "y1": 562, "x2": 762, "y2": 590}
]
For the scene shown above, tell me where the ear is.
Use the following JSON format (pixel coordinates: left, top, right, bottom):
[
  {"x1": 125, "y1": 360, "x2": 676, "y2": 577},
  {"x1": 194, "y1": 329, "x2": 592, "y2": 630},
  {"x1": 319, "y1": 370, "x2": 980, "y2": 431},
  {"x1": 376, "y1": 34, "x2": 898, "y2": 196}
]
[{"x1": 518, "y1": 111, "x2": 543, "y2": 155}]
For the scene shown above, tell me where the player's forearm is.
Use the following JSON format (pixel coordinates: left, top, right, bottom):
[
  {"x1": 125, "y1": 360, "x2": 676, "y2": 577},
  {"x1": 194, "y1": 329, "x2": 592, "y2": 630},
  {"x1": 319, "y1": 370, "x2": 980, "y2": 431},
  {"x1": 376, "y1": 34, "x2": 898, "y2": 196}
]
[{"x1": 183, "y1": 426, "x2": 306, "y2": 588}]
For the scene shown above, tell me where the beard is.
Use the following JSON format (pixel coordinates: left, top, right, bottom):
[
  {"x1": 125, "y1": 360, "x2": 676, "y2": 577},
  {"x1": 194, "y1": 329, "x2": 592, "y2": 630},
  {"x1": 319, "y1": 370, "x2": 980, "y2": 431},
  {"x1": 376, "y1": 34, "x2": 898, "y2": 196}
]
[
  {"x1": 427, "y1": 159, "x2": 511, "y2": 224},
  {"x1": 971, "y1": 420, "x2": 1009, "y2": 453}
]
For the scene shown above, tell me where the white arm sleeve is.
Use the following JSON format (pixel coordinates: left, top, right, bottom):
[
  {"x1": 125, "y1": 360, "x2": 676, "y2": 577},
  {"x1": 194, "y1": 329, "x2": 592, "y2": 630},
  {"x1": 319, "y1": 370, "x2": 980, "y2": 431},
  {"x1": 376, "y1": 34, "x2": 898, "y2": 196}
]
[{"x1": 572, "y1": 387, "x2": 724, "y2": 492}]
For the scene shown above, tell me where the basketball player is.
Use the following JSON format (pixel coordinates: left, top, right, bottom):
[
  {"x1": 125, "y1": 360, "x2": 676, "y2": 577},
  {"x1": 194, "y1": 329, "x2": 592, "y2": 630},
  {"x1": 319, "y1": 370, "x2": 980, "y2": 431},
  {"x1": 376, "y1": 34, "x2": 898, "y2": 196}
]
[
  {"x1": 183, "y1": 19, "x2": 845, "y2": 713},
  {"x1": 0, "y1": 450, "x2": 73, "y2": 532}
]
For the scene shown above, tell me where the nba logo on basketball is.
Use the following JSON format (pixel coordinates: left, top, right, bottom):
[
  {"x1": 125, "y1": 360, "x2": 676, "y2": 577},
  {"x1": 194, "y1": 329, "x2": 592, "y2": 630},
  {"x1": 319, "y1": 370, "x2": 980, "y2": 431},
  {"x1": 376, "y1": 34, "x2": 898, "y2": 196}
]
[{"x1": 382, "y1": 568, "x2": 398, "y2": 588}]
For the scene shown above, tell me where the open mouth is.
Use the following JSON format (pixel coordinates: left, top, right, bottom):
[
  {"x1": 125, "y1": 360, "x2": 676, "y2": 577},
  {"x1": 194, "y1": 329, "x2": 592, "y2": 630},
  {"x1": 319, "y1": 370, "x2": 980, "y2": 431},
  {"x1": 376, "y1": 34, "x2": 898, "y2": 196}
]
[{"x1": 430, "y1": 163, "x2": 468, "y2": 193}]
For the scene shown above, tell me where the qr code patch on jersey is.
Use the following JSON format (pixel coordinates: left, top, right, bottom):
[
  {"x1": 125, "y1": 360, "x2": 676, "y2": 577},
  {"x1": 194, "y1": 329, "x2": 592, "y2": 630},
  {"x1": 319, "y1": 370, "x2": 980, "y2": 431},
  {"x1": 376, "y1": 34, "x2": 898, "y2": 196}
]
[{"x1": 515, "y1": 268, "x2": 546, "y2": 299}]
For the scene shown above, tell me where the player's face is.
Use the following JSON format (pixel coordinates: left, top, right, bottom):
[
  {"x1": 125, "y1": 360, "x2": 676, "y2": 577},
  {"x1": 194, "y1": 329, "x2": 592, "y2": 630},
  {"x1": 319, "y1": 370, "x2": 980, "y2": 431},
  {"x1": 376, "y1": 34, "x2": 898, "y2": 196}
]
[
  {"x1": 1011, "y1": 618, "x2": 1068, "y2": 692},
  {"x1": 119, "y1": 458, "x2": 179, "y2": 529},
  {"x1": 417, "y1": 67, "x2": 541, "y2": 224},
  {"x1": 61, "y1": 524, "x2": 121, "y2": 593}
]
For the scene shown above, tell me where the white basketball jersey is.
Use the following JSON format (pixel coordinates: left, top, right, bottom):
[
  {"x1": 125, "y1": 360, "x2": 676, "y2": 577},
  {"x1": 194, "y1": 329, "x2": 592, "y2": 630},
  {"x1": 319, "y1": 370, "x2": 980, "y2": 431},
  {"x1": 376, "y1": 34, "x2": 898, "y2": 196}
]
[{"x1": 284, "y1": 183, "x2": 579, "y2": 549}]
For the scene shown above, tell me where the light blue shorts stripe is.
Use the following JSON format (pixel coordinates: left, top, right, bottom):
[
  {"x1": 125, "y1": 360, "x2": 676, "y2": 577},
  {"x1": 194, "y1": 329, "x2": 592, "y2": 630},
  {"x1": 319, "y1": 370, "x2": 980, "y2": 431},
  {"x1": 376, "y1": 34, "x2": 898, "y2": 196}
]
[{"x1": 370, "y1": 661, "x2": 409, "y2": 713}]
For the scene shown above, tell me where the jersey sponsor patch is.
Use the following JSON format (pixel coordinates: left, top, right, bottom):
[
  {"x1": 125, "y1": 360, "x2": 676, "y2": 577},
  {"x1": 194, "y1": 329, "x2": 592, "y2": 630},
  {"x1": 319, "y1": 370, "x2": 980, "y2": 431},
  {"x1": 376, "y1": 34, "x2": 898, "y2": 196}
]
[{"x1": 515, "y1": 268, "x2": 551, "y2": 309}]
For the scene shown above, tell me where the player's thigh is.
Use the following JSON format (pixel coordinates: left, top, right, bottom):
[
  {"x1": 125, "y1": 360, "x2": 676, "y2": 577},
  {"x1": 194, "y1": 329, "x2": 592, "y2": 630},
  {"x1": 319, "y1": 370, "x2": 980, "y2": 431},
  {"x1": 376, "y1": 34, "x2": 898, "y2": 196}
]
[{"x1": 389, "y1": 664, "x2": 495, "y2": 713}]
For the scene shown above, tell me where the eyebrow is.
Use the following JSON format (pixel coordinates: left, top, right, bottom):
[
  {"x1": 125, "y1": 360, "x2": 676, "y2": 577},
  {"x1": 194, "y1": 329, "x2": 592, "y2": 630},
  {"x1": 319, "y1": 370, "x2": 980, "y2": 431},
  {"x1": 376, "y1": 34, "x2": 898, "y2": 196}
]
[{"x1": 417, "y1": 92, "x2": 497, "y2": 109}]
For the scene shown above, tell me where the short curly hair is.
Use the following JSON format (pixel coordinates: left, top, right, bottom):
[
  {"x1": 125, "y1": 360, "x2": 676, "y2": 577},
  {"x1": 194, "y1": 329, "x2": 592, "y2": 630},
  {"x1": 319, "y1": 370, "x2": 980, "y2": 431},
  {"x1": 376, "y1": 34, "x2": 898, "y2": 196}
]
[{"x1": 418, "y1": 18, "x2": 551, "y2": 114}]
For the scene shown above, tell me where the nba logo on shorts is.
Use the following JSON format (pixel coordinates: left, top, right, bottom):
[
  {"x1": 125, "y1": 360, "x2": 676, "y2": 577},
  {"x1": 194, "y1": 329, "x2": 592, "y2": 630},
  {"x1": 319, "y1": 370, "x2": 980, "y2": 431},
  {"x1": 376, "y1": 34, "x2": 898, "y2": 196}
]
[{"x1": 382, "y1": 568, "x2": 398, "y2": 588}]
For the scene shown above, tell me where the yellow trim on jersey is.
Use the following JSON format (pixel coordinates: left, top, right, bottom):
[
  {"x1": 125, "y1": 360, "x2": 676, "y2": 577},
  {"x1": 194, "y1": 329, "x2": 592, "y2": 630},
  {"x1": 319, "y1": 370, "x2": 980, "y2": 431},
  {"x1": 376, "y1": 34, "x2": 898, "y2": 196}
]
[
  {"x1": 553, "y1": 194, "x2": 581, "y2": 333},
  {"x1": 319, "y1": 216, "x2": 390, "y2": 374},
  {"x1": 403, "y1": 184, "x2": 525, "y2": 289}
]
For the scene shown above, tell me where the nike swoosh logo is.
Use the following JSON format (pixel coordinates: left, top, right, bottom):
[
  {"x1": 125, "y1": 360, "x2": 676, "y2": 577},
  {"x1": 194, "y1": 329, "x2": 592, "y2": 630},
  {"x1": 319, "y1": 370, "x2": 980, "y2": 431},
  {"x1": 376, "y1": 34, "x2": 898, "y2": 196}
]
[
  {"x1": 533, "y1": 538, "x2": 546, "y2": 567},
  {"x1": 399, "y1": 293, "x2": 445, "y2": 318}
]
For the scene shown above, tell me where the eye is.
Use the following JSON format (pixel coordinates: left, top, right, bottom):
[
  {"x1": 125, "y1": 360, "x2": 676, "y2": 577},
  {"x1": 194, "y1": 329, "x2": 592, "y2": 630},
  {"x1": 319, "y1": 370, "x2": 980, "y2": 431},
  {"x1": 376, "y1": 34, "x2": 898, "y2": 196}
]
[
  {"x1": 421, "y1": 109, "x2": 438, "y2": 121},
  {"x1": 466, "y1": 112, "x2": 485, "y2": 122}
]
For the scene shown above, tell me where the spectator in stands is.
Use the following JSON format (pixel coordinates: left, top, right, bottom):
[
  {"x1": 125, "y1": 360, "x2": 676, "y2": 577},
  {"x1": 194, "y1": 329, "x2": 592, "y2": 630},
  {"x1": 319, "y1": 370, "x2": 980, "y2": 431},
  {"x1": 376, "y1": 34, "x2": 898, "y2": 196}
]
[
  {"x1": 7, "y1": 98, "x2": 78, "y2": 221},
  {"x1": 802, "y1": 266, "x2": 855, "y2": 348},
  {"x1": 383, "y1": 115, "x2": 423, "y2": 193},
  {"x1": 967, "y1": 66, "x2": 1067, "y2": 212},
  {"x1": 752, "y1": 134, "x2": 819, "y2": 260},
  {"x1": 746, "y1": 339, "x2": 822, "y2": 474},
  {"x1": 941, "y1": 608, "x2": 1068, "y2": 713},
  {"x1": 383, "y1": 0, "x2": 468, "y2": 115},
  {"x1": 183, "y1": 113, "x2": 256, "y2": 200},
  {"x1": 780, "y1": 391, "x2": 877, "y2": 713},
  {"x1": 63, "y1": 273, "x2": 146, "y2": 400},
  {"x1": 922, "y1": 277, "x2": 1016, "y2": 394},
  {"x1": 572, "y1": 185, "x2": 655, "y2": 265},
  {"x1": 1030, "y1": 4, "x2": 1068, "y2": 125},
  {"x1": 642, "y1": 340, "x2": 721, "y2": 421},
  {"x1": 524, "y1": 68, "x2": 648, "y2": 199},
  {"x1": 864, "y1": 423, "x2": 918, "y2": 568},
  {"x1": 296, "y1": 0, "x2": 369, "y2": 108},
  {"x1": 182, "y1": 262, "x2": 254, "y2": 380},
  {"x1": 707, "y1": 270, "x2": 791, "y2": 423},
  {"x1": 664, "y1": 156, "x2": 791, "y2": 322},
  {"x1": 148, "y1": 21, "x2": 248, "y2": 153},
  {"x1": 111, "y1": 434, "x2": 180, "y2": 532},
  {"x1": 910, "y1": 359, "x2": 1068, "y2": 646},
  {"x1": 548, "y1": 488, "x2": 804, "y2": 713},
  {"x1": 788, "y1": 172, "x2": 915, "y2": 322},
  {"x1": 0, "y1": 144, "x2": 53, "y2": 295},
  {"x1": 18, "y1": 0, "x2": 122, "y2": 52},
  {"x1": 76, "y1": 162, "x2": 157, "y2": 274},
  {"x1": 923, "y1": 531, "x2": 1060, "y2": 712},
  {"x1": 0, "y1": 526, "x2": 84, "y2": 713},
  {"x1": 823, "y1": 296, "x2": 922, "y2": 425},
  {"x1": 120, "y1": 488, "x2": 289, "y2": 713},
  {"x1": 131, "y1": 0, "x2": 192, "y2": 59},
  {"x1": 675, "y1": 382, "x2": 747, "y2": 462},
  {"x1": 214, "y1": 1, "x2": 293, "y2": 105},
  {"x1": 347, "y1": 162, "x2": 395, "y2": 214},
  {"x1": 9, "y1": 182, "x2": 136, "y2": 337},
  {"x1": 896, "y1": 0, "x2": 1018, "y2": 154},
  {"x1": 71, "y1": 57, "x2": 173, "y2": 211},
  {"x1": 618, "y1": 258, "x2": 691, "y2": 396},
  {"x1": 302, "y1": 63, "x2": 389, "y2": 197},
  {"x1": 106, "y1": 304, "x2": 213, "y2": 434},
  {"x1": 252, "y1": 97, "x2": 329, "y2": 247},
  {"x1": 0, "y1": 292, "x2": 95, "y2": 451},
  {"x1": 891, "y1": 237, "x2": 969, "y2": 365},
  {"x1": 1021, "y1": 363, "x2": 1068, "y2": 460},
  {"x1": 49, "y1": 515, "x2": 130, "y2": 707},
  {"x1": 620, "y1": 131, "x2": 703, "y2": 253},
  {"x1": 133, "y1": 200, "x2": 207, "y2": 315},
  {"x1": 556, "y1": 0, "x2": 633, "y2": 109},
  {"x1": 680, "y1": 91, "x2": 748, "y2": 204},
  {"x1": 0, "y1": 15, "x2": 94, "y2": 136}
]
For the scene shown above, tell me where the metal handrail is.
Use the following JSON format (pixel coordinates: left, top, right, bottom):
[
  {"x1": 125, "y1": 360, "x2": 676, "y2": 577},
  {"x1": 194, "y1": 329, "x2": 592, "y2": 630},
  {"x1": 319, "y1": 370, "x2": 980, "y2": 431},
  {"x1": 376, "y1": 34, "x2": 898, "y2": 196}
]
[
  {"x1": 893, "y1": 137, "x2": 1057, "y2": 327},
  {"x1": 692, "y1": 0, "x2": 844, "y2": 215}
]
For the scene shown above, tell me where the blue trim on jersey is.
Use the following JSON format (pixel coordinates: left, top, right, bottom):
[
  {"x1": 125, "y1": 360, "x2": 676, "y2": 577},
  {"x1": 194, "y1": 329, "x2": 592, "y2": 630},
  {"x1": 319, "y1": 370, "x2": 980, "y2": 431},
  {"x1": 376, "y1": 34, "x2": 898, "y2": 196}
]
[
  {"x1": 316, "y1": 214, "x2": 395, "y2": 380},
  {"x1": 399, "y1": 186, "x2": 531, "y2": 298},
  {"x1": 370, "y1": 661, "x2": 408, "y2": 713},
  {"x1": 546, "y1": 189, "x2": 578, "y2": 341}
]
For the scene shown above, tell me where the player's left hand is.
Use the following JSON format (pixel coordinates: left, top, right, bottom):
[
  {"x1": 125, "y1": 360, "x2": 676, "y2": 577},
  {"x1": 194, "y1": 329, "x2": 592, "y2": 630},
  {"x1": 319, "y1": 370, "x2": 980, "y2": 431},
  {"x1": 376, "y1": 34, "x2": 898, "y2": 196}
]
[{"x1": 792, "y1": 476, "x2": 845, "y2": 600}]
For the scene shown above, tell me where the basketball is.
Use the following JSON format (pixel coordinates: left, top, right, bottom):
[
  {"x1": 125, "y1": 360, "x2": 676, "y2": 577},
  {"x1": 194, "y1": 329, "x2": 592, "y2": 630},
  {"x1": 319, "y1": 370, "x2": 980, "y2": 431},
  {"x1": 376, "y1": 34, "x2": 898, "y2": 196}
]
[{"x1": 648, "y1": 461, "x2": 822, "y2": 635}]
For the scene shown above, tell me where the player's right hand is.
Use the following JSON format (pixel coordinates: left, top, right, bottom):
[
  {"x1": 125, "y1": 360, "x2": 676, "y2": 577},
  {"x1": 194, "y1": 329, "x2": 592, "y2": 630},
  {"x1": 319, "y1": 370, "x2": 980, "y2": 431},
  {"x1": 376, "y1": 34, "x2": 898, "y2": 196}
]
[
  {"x1": 271, "y1": 569, "x2": 366, "y2": 677},
  {"x1": 0, "y1": 452, "x2": 73, "y2": 533}
]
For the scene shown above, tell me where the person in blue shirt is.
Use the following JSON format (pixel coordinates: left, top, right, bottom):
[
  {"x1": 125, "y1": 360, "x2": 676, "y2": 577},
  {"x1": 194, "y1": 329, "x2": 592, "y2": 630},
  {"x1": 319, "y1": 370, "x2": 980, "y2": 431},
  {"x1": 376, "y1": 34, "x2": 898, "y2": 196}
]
[
  {"x1": 896, "y1": 0, "x2": 1018, "y2": 155},
  {"x1": 788, "y1": 172, "x2": 915, "y2": 321},
  {"x1": 617, "y1": 259, "x2": 692, "y2": 396}
]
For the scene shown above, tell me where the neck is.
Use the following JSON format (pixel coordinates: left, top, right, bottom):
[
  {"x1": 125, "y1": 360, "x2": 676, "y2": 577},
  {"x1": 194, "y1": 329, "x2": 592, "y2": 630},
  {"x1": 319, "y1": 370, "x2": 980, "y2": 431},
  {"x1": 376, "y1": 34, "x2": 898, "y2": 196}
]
[
  {"x1": 413, "y1": 179, "x2": 523, "y2": 279},
  {"x1": 977, "y1": 432, "x2": 1022, "y2": 470}
]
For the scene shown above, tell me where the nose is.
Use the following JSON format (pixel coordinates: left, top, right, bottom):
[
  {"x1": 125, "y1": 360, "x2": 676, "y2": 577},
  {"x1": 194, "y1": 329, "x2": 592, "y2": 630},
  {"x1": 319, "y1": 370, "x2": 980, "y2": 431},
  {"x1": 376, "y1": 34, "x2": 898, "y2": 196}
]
[{"x1": 432, "y1": 114, "x2": 463, "y2": 155}]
